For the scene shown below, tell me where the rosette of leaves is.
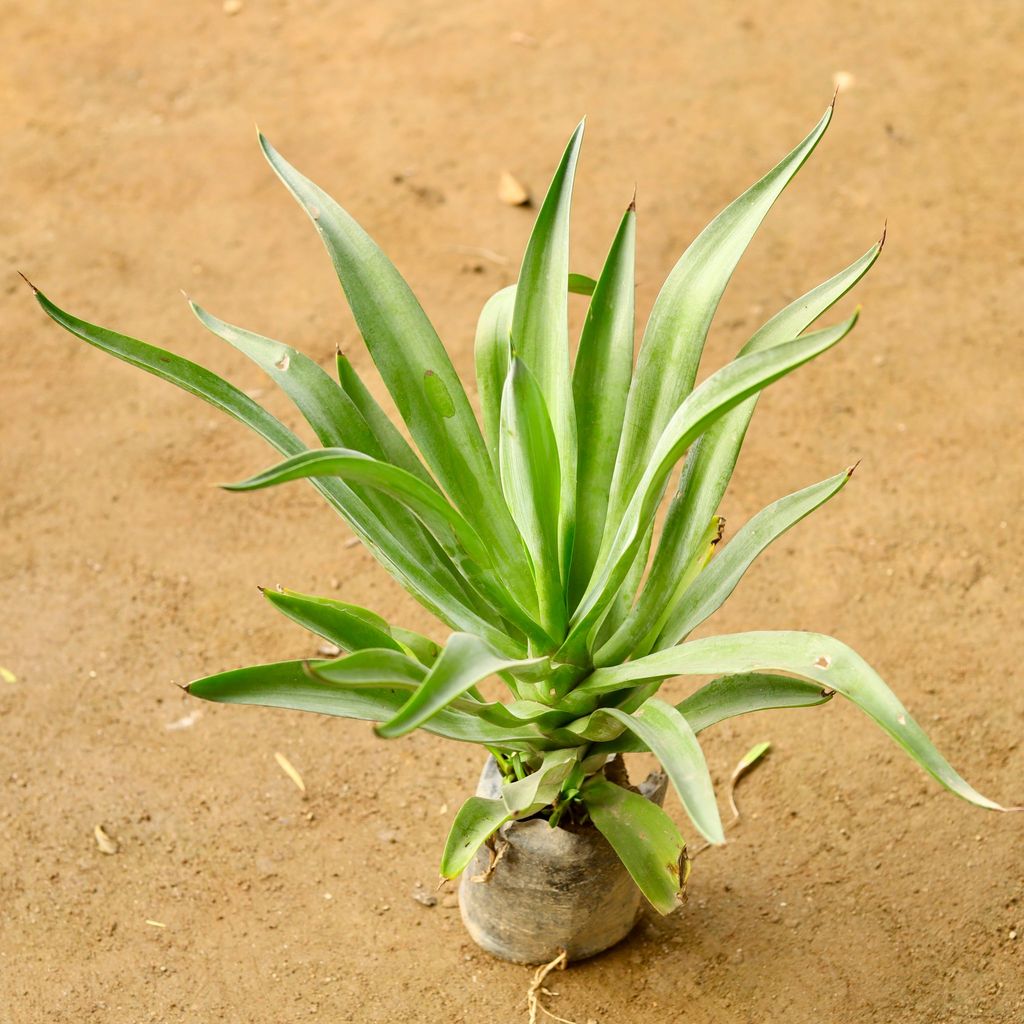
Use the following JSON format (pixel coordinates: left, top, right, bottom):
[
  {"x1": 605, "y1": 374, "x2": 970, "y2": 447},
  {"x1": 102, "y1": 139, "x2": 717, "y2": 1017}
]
[{"x1": 30, "y1": 101, "x2": 1013, "y2": 914}]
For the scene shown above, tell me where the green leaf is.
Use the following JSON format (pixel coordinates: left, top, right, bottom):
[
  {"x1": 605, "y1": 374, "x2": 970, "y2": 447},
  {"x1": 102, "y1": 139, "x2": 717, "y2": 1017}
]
[
  {"x1": 579, "y1": 632, "x2": 1012, "y2": 811},
  {"x1": 678, "y1": 673, "x2": 832, "y2": 732},
  {"x1": 335, "y1": 351, "x2": 439, "y2": 488},
  {"x1": 563, "y1": 313, "x2": 860, "y2": 659},
  {"x1": 600, "y1": 699, "x2": 725, "y2": 845},
  {"x1": 191, "y1": 301, "x2": 500, "y2": 637},
  {"x1": 612, "y1": 240, "x2": 882, "y2": 661},
  {"x1": 590, "y1": 673, "x2": 834, "y2": 755},
  {"x1": 581, "y1": 777, "x2": 686, "y2": 915},
  {"x1": 569, "y1": 204, "x2": 636, "y2": 604},
  {"x1": 376, "y1": 633, "x2": 549, "y2": 739},
  {"x1": 597, "y1": 514, "x2": 721, "y2": 664},
  {"x1": 258, "y1": 134, "x2": 534, "y2": 606},
  {"x1": 305, "y1": 648, "x2": 427, "y2": 687},
  {"x1": 224, "y1": 447, "x2": 549, "y2": 648},
  {"x1": 440, "y1": 796, "x2": 512, "y2": 878},
  {"x1": 186, "y1": 659, "x2": 552, "y2": 751},
  {"x1": 604, "y1": 105, "x2": 833, "y2": 533},
  {"x1": 511, "y1": 122, "x2": 585, "y2": 578},
  {"x1": 263, "y1": 587, "x2": 407, "y2": 654},
  {"x1": 474, "y1": 285, "x2": 515, "y2": 468},
  {"x1": 655, "y1": 468, "x2": 853, "y2": 648},
  {"x1": 29, "y1": 287, "x2": 502, "y2": 641},
  {"x1": 500, "y1": 748, "x2": 580, "y2": 814},
  {"x1": 499, "y1": 357, "x2": 565, "y2": 639},
  {"x1": 568, "y1": 272, "x2": 597, "y2": 296},
  {"x1": 590, "y1": 520, "x2": 656, "y2": 652},
  {"x1": 476, "y1": 272, "x2": 600, "y2": 471},
  {"x1": 188, "y1": 300, "x2": 373, "y2": 450}
]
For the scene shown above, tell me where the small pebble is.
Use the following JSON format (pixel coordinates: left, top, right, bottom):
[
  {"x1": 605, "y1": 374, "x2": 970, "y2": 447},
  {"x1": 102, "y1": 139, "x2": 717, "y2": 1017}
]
[
  {"x1": 412, "y1": 891, "x2": 437, "y2": 908},
  {"x1": 441, "y1": 893, "x2": 459, "y2": 909},
  {"x1": 498, "y1": 171, "x2": 530, "y2": 207},
  {"x1": 223, "y1": 0, "x2": 243, "y2": 14}
]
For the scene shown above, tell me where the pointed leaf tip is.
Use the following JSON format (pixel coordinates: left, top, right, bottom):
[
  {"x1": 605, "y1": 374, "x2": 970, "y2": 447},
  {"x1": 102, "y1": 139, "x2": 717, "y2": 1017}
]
[
  {"x1": 18, "y1": 271, "x2": 38, "y2": 294},
  {"x1": 879, "y1": 219, "x2": 888, "y2": 249}
]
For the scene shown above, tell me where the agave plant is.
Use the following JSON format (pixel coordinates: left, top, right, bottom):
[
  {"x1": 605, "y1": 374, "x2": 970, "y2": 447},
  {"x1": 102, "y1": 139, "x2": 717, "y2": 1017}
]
[{"x1": 29, "y1": 101, "x2": 1010, "y2": 915}]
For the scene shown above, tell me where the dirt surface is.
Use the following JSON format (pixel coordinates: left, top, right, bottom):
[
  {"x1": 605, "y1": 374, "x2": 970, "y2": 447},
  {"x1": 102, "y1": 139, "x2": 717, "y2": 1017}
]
[{"x1": 3, "y1": 2, "x2": 1023, "y2": 1021}]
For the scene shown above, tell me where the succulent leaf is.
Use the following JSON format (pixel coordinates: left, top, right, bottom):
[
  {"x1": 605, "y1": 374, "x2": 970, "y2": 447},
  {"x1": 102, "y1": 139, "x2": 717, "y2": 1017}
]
[
  {"x1": 376, "y1": 633, "x2": 550, "y2": 739},
  {"x1": 581, "y1": 632, "x2": 1011, "y2": 811},
  {"x1": 499, "y1": 357, "x2": 565, "y2": 640},
  {"x1": 258, "y1": 134, "x2": 535, "y2": 606},
  {"x1": 563, "y1": 314, "x2": 860, "y2": 659},
  {"x1": 603, "y1": 105, "x2": 833, "y2": 536},
  {"x1": 511, "y1": 122, "x2": 585, "y2": 580},
  {"x1": 612, "y1": 240, "x2": 883, "y2": 658},
  {"x1": 30, "y1": 288, "x2": 501, "y2": 640},
  {"x1": 440, "y1": 796, "x2": 512, "y2": 879},
  {"x1": 582, "y1": 777, "x2": 687, "y2": 915},
  {"x1": 591, "y1": 673, "x2": 835, "y2": 756},
  {"x1": 569, "y1": 204, "x2": 636, "y2": 604}
]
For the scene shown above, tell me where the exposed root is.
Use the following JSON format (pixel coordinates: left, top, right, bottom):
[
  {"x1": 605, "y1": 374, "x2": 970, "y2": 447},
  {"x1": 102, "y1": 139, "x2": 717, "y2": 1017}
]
[
  {"x1": 471, "y1": 835, "x2": 509, "y2": 884},
  {"x1": 526, "y1": 950, "x2": 576, "y2": 1024}
]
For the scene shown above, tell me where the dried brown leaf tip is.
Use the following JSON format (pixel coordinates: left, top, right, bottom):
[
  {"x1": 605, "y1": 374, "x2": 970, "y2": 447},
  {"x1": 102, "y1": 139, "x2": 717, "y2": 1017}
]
[{"x1": 498, "y1": 171, "x2": 531, "y2": 207}]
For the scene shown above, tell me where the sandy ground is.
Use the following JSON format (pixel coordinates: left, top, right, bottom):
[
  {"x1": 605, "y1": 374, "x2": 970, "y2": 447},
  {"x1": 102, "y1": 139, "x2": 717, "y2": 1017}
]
[{"x1": 3, "y1": 1, "x2": 1023, "y2": 1021}]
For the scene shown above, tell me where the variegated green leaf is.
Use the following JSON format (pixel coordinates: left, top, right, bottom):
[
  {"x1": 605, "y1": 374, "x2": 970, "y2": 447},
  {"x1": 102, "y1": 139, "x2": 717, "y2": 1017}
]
[
  {"x1": 581, "y1": 776, "x2": 686, "y2": 915},
  {"x1": 612, "y1": 239, "x2": 882, "y2": 660},
  {"x1": 569, "y1": 203, "x2": 636, "y2": 604},
  {"x1": 562, "y1": 314, "x2": 859, "y2": 659},
  {"x1": 604, "y1": 105, "x2": 833, "y2": 533},
  {"x1": 580, "y1": 632, "x2": 1012, "y2": 811},
  {"x1": 29, "y1": 287, "x2": 502, "y2": 642},
  {"x1": 655, "y1": 467, "x2": 853, "y2": 648},
  {"x1": 258, "y1": 134, "x2": 534, "y2": 604},
  {"x1": 511, "y1": 122, "x2": 584, "y2": 578},
  {"x1": 440, "y1": 796, "x2": 512, "y2": 878},
  {"x1": 499, "y1": 357, "x2": 564, "y2": 640},
  {"x1": 377, "y1": 633, "x2": 549, "y2": 739}
]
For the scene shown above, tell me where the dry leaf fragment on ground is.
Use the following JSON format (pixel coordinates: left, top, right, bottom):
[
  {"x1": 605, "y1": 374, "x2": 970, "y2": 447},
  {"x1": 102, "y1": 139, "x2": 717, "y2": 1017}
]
[
  {"x1": 274, "y1": 751, "x2": 306, "y2": 793},
  {"x1": 165, "y1": 708, "x2": 202, "y2": 731},
  {"x1": 94, "y1": 824, "x2": 118, "y2": 854},
  {"x1": 0, "y1": 666, "x2": 16, "y2": 683},
  {"x1": 498, "y1": 171, "x2": 531, "y2": 206}
]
